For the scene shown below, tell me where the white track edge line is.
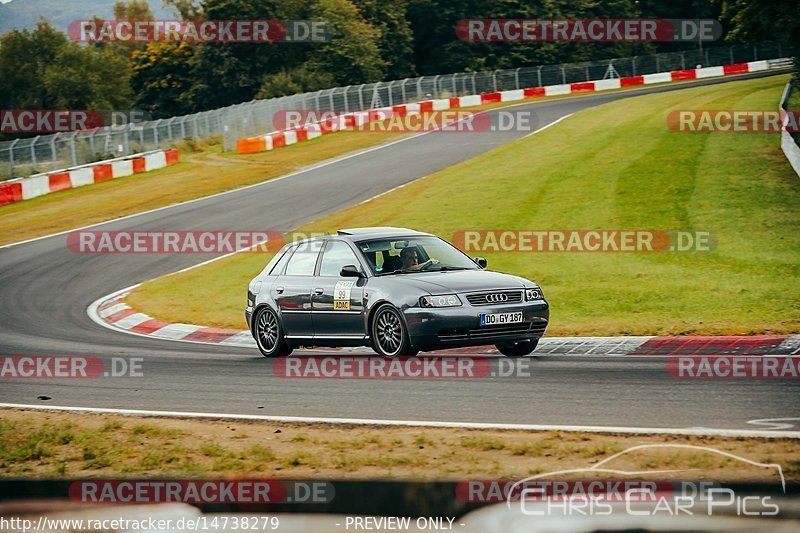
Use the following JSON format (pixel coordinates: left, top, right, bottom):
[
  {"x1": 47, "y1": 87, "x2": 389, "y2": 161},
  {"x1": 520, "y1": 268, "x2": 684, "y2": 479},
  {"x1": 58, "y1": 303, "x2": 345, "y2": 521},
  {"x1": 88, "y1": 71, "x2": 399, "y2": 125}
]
[
  {"x1": 2, "y1": 70, "x2": 782, "y2": 250},
  {"x1": 1, "y1": 403, "x2": 797, "y2": 438}
]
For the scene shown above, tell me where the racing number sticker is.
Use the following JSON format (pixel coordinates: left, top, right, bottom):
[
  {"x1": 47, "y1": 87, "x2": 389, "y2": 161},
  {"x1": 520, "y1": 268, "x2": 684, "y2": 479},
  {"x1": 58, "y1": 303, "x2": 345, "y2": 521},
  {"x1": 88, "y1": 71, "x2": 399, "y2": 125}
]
[{"x1": 333, "y1": 280, "x2": 355, "y2": 310}]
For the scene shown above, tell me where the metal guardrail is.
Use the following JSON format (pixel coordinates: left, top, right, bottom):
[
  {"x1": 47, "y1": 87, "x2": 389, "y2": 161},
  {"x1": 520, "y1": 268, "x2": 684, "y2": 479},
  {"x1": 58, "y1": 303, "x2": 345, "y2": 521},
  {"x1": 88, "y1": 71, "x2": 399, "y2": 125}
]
[
  {"x1": 0, "y1": 41, "x2": 790, "y2": 179},
  {"x1": 779, "y1": 81, "x2": 800, "y2": 178}
]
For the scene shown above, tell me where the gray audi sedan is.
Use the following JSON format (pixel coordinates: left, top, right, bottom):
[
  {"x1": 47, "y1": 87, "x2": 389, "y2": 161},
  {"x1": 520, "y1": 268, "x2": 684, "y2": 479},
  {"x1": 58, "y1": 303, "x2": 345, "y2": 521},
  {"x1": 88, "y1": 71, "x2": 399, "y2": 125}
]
[{"x1": 246, "y1": 227, "x2": 549, "y2": 357}]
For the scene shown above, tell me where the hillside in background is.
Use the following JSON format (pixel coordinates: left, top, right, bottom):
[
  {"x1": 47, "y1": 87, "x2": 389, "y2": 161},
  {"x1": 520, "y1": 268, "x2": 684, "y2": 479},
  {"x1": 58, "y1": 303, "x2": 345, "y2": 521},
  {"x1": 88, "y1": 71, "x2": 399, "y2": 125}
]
[{"x1": 0, "y1": 0, "x2": 175, "y2": 34}]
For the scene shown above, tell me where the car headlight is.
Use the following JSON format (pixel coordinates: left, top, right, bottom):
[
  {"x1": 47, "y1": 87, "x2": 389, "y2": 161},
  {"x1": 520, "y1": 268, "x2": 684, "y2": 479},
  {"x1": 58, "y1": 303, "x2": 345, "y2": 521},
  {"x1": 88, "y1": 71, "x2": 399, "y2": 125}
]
[
  {"x1": 525, "y1": 288, "x2": 543, "y2": 301},
  {"x1": 420, "y1": 294, "x2": 462, "y2": 307}
]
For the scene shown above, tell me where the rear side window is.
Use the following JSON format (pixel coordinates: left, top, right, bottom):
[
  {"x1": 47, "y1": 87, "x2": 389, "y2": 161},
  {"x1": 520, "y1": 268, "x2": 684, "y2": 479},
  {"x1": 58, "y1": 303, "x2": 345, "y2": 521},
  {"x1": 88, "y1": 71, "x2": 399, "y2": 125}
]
[
  {"x1": 268, "y1": 245, "x2": 296, "y2": 275},
  {"x1": 284, "y1": 241, "x2": 322, "y2": 276}
]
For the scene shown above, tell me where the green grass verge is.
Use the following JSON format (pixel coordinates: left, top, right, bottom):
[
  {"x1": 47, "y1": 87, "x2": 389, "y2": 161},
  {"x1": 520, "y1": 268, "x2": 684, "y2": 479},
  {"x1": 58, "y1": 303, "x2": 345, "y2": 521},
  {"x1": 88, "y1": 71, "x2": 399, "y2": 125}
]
[
  {"x1": 129, "y1": 74, "x2": 800, "y2": 336},
  {"x1": 0, "y1": 76, "x2": 756, "y2": 247}
]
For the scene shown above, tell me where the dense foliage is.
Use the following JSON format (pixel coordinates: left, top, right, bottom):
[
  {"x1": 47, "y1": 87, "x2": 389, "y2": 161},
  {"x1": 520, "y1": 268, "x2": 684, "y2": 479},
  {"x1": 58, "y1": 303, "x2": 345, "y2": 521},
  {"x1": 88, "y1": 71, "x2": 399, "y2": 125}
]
[{"x1": 0, "y1": 0, "x2": 794, "y2": 133}]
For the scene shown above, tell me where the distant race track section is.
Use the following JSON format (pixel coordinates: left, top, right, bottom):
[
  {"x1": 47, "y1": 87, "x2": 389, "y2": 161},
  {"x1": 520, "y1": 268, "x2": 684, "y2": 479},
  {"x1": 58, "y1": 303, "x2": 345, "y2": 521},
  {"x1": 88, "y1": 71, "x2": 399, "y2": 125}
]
[
  {"x1": 236, "y1": 59, "x2": 791, "y2": 155},
  {"x1": 0, "y1": 149, "x2": 179, "y2": 207}
]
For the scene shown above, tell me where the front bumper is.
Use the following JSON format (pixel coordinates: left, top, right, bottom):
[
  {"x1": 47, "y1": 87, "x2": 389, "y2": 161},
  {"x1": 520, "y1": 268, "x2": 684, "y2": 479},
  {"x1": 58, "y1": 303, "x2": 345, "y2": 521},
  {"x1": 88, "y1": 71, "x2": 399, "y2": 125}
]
[{"x1": 402, "y1": 300, "x2": 549, "y2": 351}]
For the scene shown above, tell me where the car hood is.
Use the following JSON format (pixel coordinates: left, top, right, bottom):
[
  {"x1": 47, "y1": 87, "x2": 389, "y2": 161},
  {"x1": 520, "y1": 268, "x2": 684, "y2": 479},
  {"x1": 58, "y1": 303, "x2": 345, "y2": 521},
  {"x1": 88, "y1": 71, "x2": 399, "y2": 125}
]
[{"x1": 390, "y1": 270, "x2": 532, "y2": 294}]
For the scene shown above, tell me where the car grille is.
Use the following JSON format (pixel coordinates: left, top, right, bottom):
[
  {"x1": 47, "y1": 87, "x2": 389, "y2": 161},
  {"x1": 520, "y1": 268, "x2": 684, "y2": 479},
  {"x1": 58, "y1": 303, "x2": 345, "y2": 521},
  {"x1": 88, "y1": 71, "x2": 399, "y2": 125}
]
[
  {"x1": 438, "y1": 322, "x2": 547, "y2": 342},
  {"x1": 465, "y1": 290, "x2": 523, "y2": 306}
]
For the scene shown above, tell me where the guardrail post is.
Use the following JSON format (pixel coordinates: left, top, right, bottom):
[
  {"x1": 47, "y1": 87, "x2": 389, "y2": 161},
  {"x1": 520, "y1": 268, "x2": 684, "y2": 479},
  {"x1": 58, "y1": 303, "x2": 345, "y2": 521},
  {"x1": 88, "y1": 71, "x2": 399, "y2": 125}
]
[
  {"x1": 471, "y1": 72, "x2": 476, "y2": 94},
  {"x1": 560, "y1": 66, "x2": 566, "y2": 84},
  {"x1": 537, "y1": 67, "x2": 542, "y2": 87},
  {"x1": 401, "y1": 79, "x2": 408, "y2": 104},
  {"x1": 492, "y1": 70, "x2": 498, "y2": 92},
  {"x1": 70, "y1": 132, "x2": 78, "y2": 166},
  {"x1": 358, "y1": 84, "x2": 365, "y2": 110},
  {"x1": 50, "y1": 134, "x2": 58, "y2": 168},
  {"x1": 343, "y1": 85, "x2": 350, "y2": 112},
  {"x1": 515, "y1": 68, "x2": 521, "y2": 90},
  {"x1": 432, "y1": 75, "x2": 440, "y2": 98},
  {"x1": 154, "y1": 119, "x2": 161, "y2": 146},
  {"x1": 30, "y1": 136, "x2": 38, "y2": 170},
  {"x1": 9, "y1": 138, "x2": 18, "y2": 174}
]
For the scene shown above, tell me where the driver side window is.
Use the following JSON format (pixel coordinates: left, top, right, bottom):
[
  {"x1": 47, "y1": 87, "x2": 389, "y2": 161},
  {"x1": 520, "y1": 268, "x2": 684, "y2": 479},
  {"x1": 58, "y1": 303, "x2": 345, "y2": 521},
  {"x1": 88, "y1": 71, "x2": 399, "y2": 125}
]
[{"x1": 319, "y1": 241, "x2": 360, "y2": 276}]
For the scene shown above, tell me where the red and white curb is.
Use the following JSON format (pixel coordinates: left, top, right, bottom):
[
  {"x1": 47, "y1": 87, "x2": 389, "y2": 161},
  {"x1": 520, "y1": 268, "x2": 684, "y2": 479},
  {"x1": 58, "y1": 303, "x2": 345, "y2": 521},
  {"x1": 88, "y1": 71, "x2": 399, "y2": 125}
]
[
  {"x1": 0, "y1": 149, "x2": 180, "y2": 207},
  {"x1": 89, "y1": 288, "x2": 800, "y2": 357},
  {"x1": 237, "y1": 58, "x2": 791, "y2": 155}
]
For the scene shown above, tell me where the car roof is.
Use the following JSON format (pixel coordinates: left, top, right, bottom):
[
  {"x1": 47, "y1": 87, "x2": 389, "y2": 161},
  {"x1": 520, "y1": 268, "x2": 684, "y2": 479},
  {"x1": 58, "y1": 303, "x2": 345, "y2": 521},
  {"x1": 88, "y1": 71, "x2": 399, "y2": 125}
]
[
  {"x1": 337, "y1": 227, "x2": 432, "y2": 242},
  {"x1": 284, "y1": 227, "x2": 433, "y2": 248}
]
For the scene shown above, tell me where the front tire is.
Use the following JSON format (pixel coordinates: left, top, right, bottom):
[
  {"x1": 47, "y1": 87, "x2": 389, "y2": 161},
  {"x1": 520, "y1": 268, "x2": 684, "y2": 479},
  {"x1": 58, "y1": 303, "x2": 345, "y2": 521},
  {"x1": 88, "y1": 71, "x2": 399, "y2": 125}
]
[
  {"x1": 254, "y1": 306, "x2": 292, "y2": 358},
  {"x1": 495, "y1": 339, "x2": 539, "y2": 357},
  {"x1": 371, "y1": 304, "x2": 418, "y2": 357}
]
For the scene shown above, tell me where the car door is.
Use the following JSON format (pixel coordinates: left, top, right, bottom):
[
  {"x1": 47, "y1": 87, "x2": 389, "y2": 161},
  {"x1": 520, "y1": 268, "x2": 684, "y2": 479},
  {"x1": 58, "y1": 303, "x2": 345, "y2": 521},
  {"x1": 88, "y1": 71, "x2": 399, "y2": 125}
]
[
  {"x1": 274, "y1": 240, "x2": 322, "y2": 339},
  {"x1": 311, "y1": 239, "x2": 367, "y2": 338}
]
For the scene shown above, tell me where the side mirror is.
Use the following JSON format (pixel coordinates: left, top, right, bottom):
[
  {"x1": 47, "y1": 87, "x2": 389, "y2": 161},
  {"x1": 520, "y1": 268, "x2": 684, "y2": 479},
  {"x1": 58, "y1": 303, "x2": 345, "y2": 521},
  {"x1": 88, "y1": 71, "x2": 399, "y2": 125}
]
[
  {"x1": 474, "y1": 257, "x2": 487, "y2": 268},
  {"x1": 340, "y1": 265, "x2": 364, "y2": 278}
]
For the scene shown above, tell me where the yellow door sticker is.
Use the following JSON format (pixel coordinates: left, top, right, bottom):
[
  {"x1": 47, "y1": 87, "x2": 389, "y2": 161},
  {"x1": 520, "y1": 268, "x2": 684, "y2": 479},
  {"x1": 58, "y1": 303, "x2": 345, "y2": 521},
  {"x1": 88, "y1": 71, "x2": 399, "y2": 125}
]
[{"x1": 333, "y1": 300, "x2": 351, "y2": 310}]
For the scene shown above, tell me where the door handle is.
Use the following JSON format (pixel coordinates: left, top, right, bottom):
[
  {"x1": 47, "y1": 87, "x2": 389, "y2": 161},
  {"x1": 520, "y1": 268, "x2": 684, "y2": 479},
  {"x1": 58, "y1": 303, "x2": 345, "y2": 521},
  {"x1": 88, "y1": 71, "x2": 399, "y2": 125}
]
[
  {"x1": 275, "y1": 286, "x2": 284, "y2": 294},
  {"x1": 314, "y1": 287, "x2": 324, "y2": 295}
]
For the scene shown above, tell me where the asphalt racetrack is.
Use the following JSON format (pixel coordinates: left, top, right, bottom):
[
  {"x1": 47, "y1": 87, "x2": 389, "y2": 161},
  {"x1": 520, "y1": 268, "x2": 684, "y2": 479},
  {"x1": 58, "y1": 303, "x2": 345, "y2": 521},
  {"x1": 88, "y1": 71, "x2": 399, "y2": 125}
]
[{"x1": 1, "y1": 71, "x2": 797, "y2": 435}]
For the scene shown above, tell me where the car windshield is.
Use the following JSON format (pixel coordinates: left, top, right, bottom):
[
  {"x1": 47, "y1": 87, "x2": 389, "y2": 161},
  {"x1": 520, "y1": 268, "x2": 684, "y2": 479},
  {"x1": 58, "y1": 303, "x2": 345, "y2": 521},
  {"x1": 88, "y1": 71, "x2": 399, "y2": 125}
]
[{"x1": 358, "y1": 236, "x2": 479, "y2": 275}]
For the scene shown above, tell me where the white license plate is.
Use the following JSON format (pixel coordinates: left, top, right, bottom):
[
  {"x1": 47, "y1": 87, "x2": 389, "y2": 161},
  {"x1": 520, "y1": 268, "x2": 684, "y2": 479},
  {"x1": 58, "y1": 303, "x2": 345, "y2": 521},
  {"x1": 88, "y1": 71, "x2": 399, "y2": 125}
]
[{"x1": 480, "y1": 312, "x2": 524, "y2": 326}]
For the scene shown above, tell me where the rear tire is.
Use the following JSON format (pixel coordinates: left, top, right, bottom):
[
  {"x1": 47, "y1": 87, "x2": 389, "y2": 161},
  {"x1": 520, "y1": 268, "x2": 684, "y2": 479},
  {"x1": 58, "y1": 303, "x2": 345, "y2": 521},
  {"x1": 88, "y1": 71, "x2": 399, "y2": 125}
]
[
  {"x1": 254, "y1": 306, "x2": 293, "y2": 358},
  {"x1": 495, "y1": 339, "x2": 539, "y2": 357},
  {"x1": 371, "y1": 304, "x2": 418, "y2": 357}
]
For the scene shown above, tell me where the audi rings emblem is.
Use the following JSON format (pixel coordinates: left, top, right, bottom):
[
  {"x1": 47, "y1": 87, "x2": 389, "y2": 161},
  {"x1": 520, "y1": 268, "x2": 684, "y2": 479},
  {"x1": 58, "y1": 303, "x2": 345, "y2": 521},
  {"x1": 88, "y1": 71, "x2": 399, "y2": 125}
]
[{"x1": 485, "y1": 293, "x2": 508, "y2": 303}]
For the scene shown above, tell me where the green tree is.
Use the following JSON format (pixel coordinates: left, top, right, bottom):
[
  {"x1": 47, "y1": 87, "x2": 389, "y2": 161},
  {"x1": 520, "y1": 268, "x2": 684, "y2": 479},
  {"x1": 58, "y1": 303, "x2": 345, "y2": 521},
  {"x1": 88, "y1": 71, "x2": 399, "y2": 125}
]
[
  {"x1": 353, "y1": 0, "x2": 416, "y2": 78},
  {"x1": 0, "y1": 20, "x2": 67, "y2": 109},
  {"x1": 304, "y1": 0, "x2": 386, "y2": 85},
  {"x1": 42, "y1": 44, "x2": 132, "y2": 109},
  {"x1": 131, "y1": 41, "x2": 196, "y2": 117},
  {"x1": 720, "y1": 0, "x2": 798, "y2": 78},
  {"x1": 184, "y1": 0, "x2": 294, "y2": 110}
]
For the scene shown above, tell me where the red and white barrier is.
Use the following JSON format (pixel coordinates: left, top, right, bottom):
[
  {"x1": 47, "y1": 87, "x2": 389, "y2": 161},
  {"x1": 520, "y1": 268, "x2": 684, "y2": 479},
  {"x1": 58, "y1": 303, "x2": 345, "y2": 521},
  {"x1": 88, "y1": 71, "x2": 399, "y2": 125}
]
[
  {"x1": 0, "y1": 149, "x2": 180, "y2": 207},
  {"x1": 234, "y1": 59, "x2": 790, "y2": 155}
]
